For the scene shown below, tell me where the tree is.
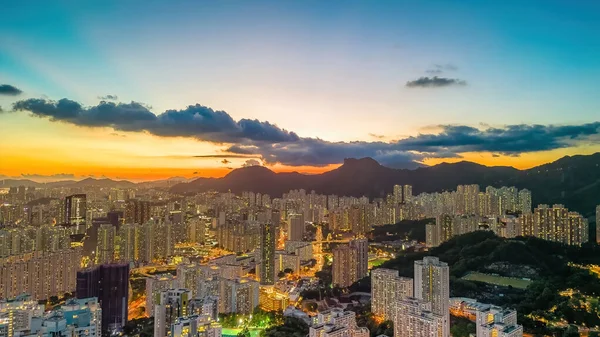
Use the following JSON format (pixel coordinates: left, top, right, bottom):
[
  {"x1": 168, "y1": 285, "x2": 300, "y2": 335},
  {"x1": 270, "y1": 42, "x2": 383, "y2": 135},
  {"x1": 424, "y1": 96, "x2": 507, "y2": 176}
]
[
  {"x1": 237, "y1": 327, "x2": 251, "y2": 337},
  {"x1": 563, "y1": 325, "x2": 580, "y2": 337}
]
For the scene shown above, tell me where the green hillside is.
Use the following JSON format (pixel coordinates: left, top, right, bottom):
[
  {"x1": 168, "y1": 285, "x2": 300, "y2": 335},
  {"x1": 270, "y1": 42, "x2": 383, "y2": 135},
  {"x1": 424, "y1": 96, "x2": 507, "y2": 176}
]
[{"x1": 377, "y1": 231, "x2": 600, "y2": 335}]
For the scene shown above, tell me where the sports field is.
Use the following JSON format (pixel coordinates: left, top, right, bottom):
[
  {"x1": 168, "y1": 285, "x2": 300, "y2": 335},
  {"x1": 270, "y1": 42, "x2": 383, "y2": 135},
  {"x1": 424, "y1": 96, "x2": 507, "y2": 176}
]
[
  {"x1": 369, "y1": 258, "x2": 390, "y2": 269},
  {"x1": 461, "y1": 272, "x2": 531, "y2": 289}
]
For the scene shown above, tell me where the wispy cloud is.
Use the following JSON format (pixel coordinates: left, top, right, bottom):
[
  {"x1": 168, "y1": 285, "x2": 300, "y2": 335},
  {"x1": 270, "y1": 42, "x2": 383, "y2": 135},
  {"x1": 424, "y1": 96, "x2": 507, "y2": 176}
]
[
  {"x1": 98, "y1": 94, "x2": 118, "y2": 100},
  {"x1": 406, "y1": 76, "x2": 467, "y2": 88}
]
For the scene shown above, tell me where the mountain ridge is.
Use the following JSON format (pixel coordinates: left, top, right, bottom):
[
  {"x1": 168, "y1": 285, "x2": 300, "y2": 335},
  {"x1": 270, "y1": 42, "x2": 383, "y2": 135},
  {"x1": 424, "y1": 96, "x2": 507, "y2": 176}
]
[{"x1": 170, "y1": 153, "x2": 600, "y2": 216}]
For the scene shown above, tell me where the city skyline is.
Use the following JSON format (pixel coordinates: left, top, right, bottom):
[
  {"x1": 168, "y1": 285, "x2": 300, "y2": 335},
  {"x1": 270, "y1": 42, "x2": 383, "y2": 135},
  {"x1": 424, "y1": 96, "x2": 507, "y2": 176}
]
[{"x1": 1, "y1": 1, "x2": 600, "y2": 181}]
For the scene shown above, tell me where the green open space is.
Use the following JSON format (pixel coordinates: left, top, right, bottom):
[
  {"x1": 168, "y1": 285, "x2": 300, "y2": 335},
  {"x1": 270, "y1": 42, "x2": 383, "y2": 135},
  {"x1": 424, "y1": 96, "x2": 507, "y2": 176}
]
[
  {"x1": 369, "y1": 258, "x2": 389, "y2": 268},
  {"x1": 222, "y1": 328, "x2": 262, "y2": 337},
  {"x1": 461, "y1": 272, "x2": 531, "y2": 289}
]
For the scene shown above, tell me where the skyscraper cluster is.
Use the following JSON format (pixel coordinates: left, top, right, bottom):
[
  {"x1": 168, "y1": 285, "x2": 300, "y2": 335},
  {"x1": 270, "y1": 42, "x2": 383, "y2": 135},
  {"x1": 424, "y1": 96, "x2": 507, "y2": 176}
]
[
  {"x1": 414, "y1": 186, "x2": 532, "y2": 218},
  {"x1": 426, "y1": 203, "x2": 589, "y2": 247},
  {"x1": 520, "y1": 204, "x2": 589, "y2": 245}
]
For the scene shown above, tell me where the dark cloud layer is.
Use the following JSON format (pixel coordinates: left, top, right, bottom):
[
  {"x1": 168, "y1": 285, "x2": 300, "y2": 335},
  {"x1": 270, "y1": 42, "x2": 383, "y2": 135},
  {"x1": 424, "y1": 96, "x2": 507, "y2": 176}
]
[
  {"x1": 13, "y1": 98, "x2": 298, "y2": 143},
  {"x1": 0, "y1": 84, "x2": 23, "y2": 96},
  {"x1": 406, "y1": 76, "x2": 466, "y2": 88},
  {"x1": 9, "y1": 97, "x2": 600, "y2": 169}
]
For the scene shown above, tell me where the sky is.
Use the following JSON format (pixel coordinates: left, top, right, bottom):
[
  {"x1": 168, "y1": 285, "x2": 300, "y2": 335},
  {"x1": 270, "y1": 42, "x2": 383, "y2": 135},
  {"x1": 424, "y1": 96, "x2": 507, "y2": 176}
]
[{"x1": 1, "y1": 0, "x2": 599, "y2": 182}]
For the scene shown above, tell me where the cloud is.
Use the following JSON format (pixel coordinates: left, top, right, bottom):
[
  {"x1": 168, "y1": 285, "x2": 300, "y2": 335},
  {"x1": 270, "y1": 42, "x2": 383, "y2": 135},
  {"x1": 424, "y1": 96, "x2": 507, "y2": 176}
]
[
  {"x1": 406, "y1": 76, "x2": 467, "y2": 88},
  {"x1": 98, "y1": 94, "x2": 118, "y2": 100},
  {"x1": 242, "y1": 159, "x2": 262, "y2": 167},
  {"x1": 193, "y1": 154, "x2": 254, "y2": 159},
  {"x1": 8, "y1": 96, "x2": 600, "y2": 169},
  {"x1": 425, "y1": 64, "x2": 458, "y2": 75},
  {"x1": 369, "y1": 133, "x2": 385, "y2": 139},
  {"x1": 221, "y1": 159, "x2": 230, "y2": 164},
  {"x1": 13, "y1": 98, "x2": 298, "y2": 143},
  {"x1": 193, "y1": 171, "x2": 199, "y2": 175},
  {"x1": 0, "y1": 84, "x2": 23, "y2": 96}
]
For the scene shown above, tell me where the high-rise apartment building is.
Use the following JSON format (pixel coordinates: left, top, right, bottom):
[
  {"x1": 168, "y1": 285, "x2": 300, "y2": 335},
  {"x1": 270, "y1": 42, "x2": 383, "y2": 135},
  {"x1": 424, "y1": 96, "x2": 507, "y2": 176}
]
[
  {"x1": 349, "y1": 238, "x2": 368, "y2": 280},
  {"x1": 371, "y1": 268, "x2": 413, "y2": 321},
  {"x1": 154, "y1": 288, "x2": 192, "y2": 337},
  {"x1": 219, "y1": 278, "x2": 259, "y2": 314},
  {"x1": 517, "y1": 189, "x2": 532, "y2": 214},
  {"x1": 476, "y1": 306, "x2": 523, "y2": 337},
  {"x1": 413, "y1": 256, "x2": 450, "y2": 337},
  {"x1": 124, "y1": 199, "x2": 151, "y2": 225},
  {"x1": 0, "y1": 248, "x2": 81, "y2": 300},
  {"x1": 403, "y1": 185, "x2": 413, "y2": 203},
  {"x1": 395, "y1": 297, "x2": 448, "y2": 337},
  {"x1": 332, "y1": 245, "x2": 356, "y2": 288},
  {"x1": 426, "y1": 214, "x2": 479, "y2": 247},
  {"x1": 393, "y1": 185, "x2": 402, "y2": 205},
  {"x1": 259, "y1": 222, "x2": 276, "y2": 285},
  {"x1": 0, "y1": 296, "x2": 102, "y2": 337},
  {"x1": 332, "y1": 238, "x2": 368, "y2": 288},
  {"x1": 288, "y1": 213, "x2": 304, "y2": 241},
  {"x1": 96, "y1": 224, "x2": 116, "y2": 264},
  {"x1": 117, "y1": 223, "x2": 138, "y2": 262},
  {"x1": 76, "y1": 263, "x2": 129, "y2": 333},
  {"x1": 0, "y1": 295, "x2": 45, "y2": 337},
  {"x1": 145, "y1": 274, "x2": 176, "y2": 317},
  {"x1": 64, "y1": 194, "x2": 86, "y2": 226},
  {"x1": 520, "y1": 204, "x2": 588, "y2": 245}
]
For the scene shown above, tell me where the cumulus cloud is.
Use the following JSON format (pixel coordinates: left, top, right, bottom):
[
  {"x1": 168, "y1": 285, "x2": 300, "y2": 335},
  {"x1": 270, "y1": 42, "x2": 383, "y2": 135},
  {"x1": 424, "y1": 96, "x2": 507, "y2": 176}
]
[
  {"x1": 13, "y1": 98, "x2": 298, "y2": 143},
  {"x1": 242, "y1": 159, "x2": 262, "y2": 167},
  {"x1": 406, "y1": 76, "x2": 467, "y2": 88},
  {"x1": 98, "y1": 94, "x2": 118, "y2": 100},
  {"x1": 8, "y1": 96, "x2": 600, "y2": 169},
  {"x1": 0, "y1": 84, "x2": 23, "y2": 96}
]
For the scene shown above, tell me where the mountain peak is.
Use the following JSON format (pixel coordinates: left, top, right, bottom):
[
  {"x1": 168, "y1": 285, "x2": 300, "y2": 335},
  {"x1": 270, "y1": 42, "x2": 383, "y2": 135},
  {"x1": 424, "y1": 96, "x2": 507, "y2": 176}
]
[{"x1": 342, "y1": 157, "x2": 382, "y2": 169}]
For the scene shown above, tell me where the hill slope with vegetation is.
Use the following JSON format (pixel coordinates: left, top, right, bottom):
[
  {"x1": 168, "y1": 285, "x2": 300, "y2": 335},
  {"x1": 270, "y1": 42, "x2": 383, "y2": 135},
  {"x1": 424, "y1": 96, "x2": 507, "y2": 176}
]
[{"x1": 375, "y1": 231, "x2": 600, "y2": 335}]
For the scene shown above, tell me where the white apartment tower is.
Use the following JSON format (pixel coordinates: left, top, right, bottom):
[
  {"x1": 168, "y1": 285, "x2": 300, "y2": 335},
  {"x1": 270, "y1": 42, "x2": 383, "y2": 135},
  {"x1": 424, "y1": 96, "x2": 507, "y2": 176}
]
[
  {"x1": 413, "y1": 256, "x2": 450, "y2": 337},
  {"x1": 395, "y1": 297, "x2": 448, "y2": 337},
  {"x1": 371, "y1": 268, "x2": 413, "y2": 321}
]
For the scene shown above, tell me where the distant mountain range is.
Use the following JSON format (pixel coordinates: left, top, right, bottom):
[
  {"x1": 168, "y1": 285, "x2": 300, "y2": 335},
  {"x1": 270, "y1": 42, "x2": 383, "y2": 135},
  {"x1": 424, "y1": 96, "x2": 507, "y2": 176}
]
[
  {"x1": 3, "y1": 153, "x2": 599, "y2": 216},
  {"x1": 170, "y1": 153, "x2": 600, "y2": 216},
  {"x1": 0, "y1": 176, "x2": 190, "y2": 189}
]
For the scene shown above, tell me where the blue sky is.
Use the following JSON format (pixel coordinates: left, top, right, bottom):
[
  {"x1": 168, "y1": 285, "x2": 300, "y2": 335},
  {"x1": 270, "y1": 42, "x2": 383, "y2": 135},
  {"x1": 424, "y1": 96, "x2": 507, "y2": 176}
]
[{"x1": 1, "y1": 0, "x2": 599, "y2": 179}]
